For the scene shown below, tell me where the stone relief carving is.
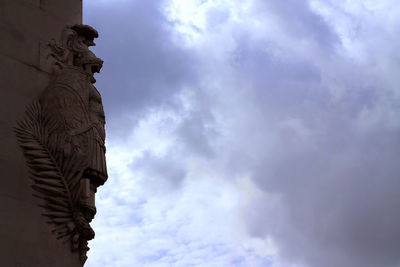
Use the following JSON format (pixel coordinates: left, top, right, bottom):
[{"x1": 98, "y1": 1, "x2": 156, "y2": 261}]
[{"x1": 14, "y1": 24, "x2": 107, "y2": 265}]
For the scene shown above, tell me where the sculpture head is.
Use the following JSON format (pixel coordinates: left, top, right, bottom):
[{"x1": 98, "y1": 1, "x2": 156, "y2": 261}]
[
  {"x1": 77, "y1": 50, "x2": 103, "y2": 83},
  {"x1": 48, "y1": 24, "x2": 104, "y2": 82},
  {"x1": 68, "y1": 24, "x2": 104, "y2": 84}
]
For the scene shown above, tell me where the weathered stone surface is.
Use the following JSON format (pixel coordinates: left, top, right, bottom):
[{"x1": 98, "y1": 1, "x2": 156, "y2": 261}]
[
  {"x1": 41, "y1": 0, "x2": 82, "y2": 24},
  {"x1": 0, "y1": 0, "x2": 81, "y2": 67}
]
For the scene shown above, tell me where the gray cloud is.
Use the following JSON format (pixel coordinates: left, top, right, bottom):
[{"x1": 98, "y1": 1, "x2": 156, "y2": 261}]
[
  {"x1": 176, "y1": 93, "x2": 218, "y2": 158},
  {"x1": 253, "y1": 0, "x2": 339, "y2": 51},
  {"x1": 132, "y1": 150, "x2": 187, "y2": 191},
  {"x1": 247, "y1": 106, "x2": 400, "y2": 267},
  {"x1": 84, "y1": 0, "x2": 198, "y2": 138},
  {"x1": 225, "y1": 3, "x2": 400, "y2": 267}
]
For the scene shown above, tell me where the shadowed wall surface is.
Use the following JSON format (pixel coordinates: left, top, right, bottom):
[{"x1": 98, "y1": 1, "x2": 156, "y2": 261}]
[{"x1": 0, "y1": 0, "x2": 84, "y2": 266}]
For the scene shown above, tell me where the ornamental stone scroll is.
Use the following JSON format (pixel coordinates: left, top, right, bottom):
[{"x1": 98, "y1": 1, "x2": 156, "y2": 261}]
[{"x1": 14, "y1": 24, "x2": 108, "y2": 265}]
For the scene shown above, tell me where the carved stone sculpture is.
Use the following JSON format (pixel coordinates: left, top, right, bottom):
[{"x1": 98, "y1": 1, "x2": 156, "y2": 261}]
[{"x1": 14, "y1": 24, "x2": 107, "y2": 265}]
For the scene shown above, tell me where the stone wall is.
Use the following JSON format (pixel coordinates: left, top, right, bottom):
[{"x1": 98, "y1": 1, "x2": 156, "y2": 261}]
[{"x1": 0, "y1": 0, "x2": 83, "y2": 266}]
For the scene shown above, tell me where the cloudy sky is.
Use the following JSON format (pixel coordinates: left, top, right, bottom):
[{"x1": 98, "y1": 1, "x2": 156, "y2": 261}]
[{"x1": 83, "y1": 1, "x2": 400, "y2": 266}]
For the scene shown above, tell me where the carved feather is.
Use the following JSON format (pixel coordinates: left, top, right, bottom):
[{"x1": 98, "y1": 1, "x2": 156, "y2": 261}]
[
  {"x1": 14, "y1": 101, "x2": 80, "y2": 250},
  {"x1": 32, "y1": 176, "x2": 64, "y2": 187},
  {"x1": 41, "y1": 202, "x2": 70, "y2": 213},
  {"x1": 33, "y1": 194, "x2": 70, "y2": 208}
]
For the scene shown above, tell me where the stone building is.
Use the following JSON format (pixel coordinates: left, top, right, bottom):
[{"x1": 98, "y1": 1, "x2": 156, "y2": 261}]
[{"x1": 0, "y1": 1, "x2": 94, "y2": 266}]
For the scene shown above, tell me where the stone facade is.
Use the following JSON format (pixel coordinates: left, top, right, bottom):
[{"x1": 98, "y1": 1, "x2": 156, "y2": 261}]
[{"x1": 0, "y1": 1, "x2": 90, "y2": 266}]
